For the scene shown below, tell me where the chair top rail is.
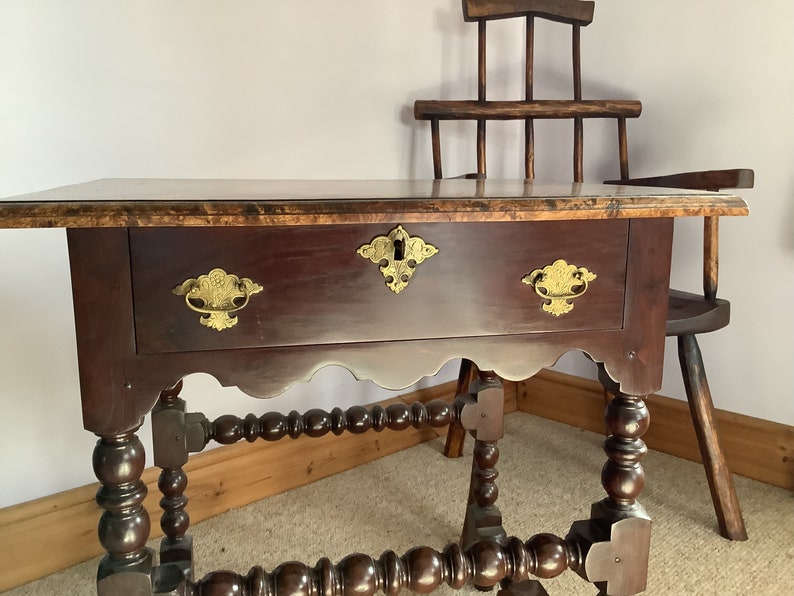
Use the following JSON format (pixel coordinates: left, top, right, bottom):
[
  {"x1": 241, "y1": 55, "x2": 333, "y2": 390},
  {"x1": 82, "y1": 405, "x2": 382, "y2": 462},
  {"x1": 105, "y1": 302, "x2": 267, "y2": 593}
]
[{"x1": 463, "y1": 0, "x2": 595, "y2": 25}]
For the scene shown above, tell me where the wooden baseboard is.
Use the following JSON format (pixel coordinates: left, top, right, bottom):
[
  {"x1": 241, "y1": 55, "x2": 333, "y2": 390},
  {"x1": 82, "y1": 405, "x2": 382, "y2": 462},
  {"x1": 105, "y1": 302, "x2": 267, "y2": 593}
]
[
  {"x1": 0, "y1": 379, "x2": 517, "y2": 591},
  {"x1": 517, "y1": 369, "x2": 794, "y2": 490}
]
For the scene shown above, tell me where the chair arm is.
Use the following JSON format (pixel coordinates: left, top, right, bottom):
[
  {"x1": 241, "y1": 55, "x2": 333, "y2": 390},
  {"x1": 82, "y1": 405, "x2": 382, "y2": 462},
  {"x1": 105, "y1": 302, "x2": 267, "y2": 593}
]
[{"x1": 604, "y1": 168, "x2": 754, "y2": 192}]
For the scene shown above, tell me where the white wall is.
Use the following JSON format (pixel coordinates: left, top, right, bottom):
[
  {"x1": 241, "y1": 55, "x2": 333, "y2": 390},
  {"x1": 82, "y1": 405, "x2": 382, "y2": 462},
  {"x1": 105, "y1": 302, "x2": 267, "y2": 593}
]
[{"x1": 1, "y1": 0, "x2": 792, "y2": 507}]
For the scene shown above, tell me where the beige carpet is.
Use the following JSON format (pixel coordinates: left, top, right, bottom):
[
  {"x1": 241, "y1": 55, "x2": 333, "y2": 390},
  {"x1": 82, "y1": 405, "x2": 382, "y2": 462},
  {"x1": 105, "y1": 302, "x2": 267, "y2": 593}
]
[{"x1": 7, "y1": 413, "x2": 793, "y2": 595}]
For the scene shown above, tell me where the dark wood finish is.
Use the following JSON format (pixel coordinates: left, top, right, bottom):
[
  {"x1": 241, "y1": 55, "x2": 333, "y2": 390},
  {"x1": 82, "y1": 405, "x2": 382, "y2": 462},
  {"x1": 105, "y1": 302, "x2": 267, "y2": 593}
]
[
  {"x1": 0, "y1": 178, "x2": 748, "y2": 595},
  {"x1": 179, "y1": 532, "x2": 585, "y2": 596},
  {"x1": 678, "y1": 334, "x2": 748, "y2": 540},
  {"x1": 604, "y1": 168, "x2": 754, "y2": 192},
  {"x1": 568, "y1": 511, "x2": 651, "y2": 596},
  {"x1": 414, "y1": 0, "x2": 752, "y2": 544},
  {"x1": 414, "y1": 100, "x2": 642, "y2": 121},
  {"x1": 129, "y1": 221, "x2": 629, "y2": 355},
  {"x1": 601, "y1": 392, "x2": 650, "y2": 509},
  {"x1": 617, "y1": 118, "x2": 629, "y2": 180},
  {"x1": 524, "y1": 15, "x2": 535, "y2": 180},
  {"x1": 152, "y1": 382, "x2": 195, "y2": 576},
  {"x1": 67, "y1": 228, "x2": 144, "y2": 435},
  {"x1": 462, "y1": 439, "x2": 504, "y2": 547},
  {"x1": 572, "y1": 23, "x2": 584, "y2": 183},
  {"x1": 444, "y1": 359, "x2": 477, "y2": 458},
  {"x1": 430, "y1": 119, "x2": 442, "y2": 179},
  {"x1": 666, "y1": 290, "x2": 730, "y2": 336},
  {"x1": 463, "y1": 0, "x2": 595, "y2": 25},
  {"x1": 703, "y1": 216, "x2": 719, "y2": 300},
  {"x1": 609, "y1": 169, "x2": 754, "y2": 541},
  {"x1": 201, "y1": 399, "x2": 463, "y2": 445},
  {"x1": 92, "y1": 431, "x2": 154, "y2": 596},
  {"x1": 460, "y1": 373, "x2": 506, "y2": 556}
]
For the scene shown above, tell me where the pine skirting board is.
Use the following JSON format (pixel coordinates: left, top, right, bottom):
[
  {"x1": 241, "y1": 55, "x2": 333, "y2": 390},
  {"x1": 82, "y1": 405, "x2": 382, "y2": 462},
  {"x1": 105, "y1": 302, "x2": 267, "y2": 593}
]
[{"x1": 1, "y1": 370, "x2": 791, "y2": 591}]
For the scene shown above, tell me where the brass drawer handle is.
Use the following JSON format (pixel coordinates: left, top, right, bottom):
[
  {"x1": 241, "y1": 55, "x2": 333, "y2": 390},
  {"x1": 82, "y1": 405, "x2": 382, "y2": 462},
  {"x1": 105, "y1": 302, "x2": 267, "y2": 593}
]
[
  {"x1": 357, "y1": 225, "x2": 438, "y2": 294},
  {"x1": 172, "y1": 268, "x2": 263, "y2": 331},
  {"x1": 522, "y1": 259, "x2": 596, "y2": 317}
]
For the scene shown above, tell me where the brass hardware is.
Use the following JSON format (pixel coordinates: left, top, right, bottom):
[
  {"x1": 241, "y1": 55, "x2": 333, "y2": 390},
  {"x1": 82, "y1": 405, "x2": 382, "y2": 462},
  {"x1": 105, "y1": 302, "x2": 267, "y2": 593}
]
[
  {"x1": 356, "y1": 225, "x2": 438, "y2": 294},
  {"x1": 522, "y1": 259, "x2": 596, "y2": 316},
  {"x1": 172, "y1": 268, "x2": 263, "y2": 331}
]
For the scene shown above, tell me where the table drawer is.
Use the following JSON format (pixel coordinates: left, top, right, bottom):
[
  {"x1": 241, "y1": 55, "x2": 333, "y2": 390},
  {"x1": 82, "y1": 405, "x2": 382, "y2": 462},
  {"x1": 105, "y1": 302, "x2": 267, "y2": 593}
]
[{"x1": 129, "y1": 220, "x2": 628, "y2": 355}]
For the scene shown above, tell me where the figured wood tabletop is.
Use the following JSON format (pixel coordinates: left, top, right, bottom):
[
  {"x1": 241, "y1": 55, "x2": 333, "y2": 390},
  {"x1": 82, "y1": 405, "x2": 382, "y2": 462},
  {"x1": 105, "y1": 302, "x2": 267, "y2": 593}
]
[{"x1": 0, "y1": 178, "x2": 747, "y2": 228}]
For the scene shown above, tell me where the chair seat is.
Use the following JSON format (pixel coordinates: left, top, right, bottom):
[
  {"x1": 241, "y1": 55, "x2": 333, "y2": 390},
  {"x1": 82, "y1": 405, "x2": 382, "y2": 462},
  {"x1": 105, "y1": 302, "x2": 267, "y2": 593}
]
[{"x1": 666, "y1": 289, "x2": 730, "y2": 336}]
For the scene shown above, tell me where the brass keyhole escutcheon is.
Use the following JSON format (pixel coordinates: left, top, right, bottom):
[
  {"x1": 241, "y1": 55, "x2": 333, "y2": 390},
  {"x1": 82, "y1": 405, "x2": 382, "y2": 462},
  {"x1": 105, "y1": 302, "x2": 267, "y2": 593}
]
[
  {"x1": 356, "y1": 225, "x2": 438, "y2": 294},
  {"x1": 522, "y1": 259, "x2": 596, "y2": 316},
  {"x1": 172, "y1": 268, "x2": 263, "y2": 331}
]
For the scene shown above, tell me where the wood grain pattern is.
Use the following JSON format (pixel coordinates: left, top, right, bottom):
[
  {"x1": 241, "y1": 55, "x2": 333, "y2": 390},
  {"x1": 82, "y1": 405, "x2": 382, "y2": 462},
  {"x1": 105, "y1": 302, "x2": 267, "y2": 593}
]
[
  {"x1": 129, "y1": 220, "x2": 629, "y2": 354},
  {"x1": 414, "y1": 100, "x2": 641, "y2": 120},
  {"x1": 0, "y1": 179, "x2": 747, "y2": 229},
  {"x1": 463, "y1": 0, "x2": 595, "y2": 25}
]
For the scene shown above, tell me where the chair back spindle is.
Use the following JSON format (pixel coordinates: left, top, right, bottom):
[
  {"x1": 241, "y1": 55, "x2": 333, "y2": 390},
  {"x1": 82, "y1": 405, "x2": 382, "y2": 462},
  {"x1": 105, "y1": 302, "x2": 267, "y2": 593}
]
[
  {"x1": 417, "y1": 0, "x2": 633, "y2": 184},
  {"x1": 617, "y1": 117, "x2": 630, "y2": 179},
  {"x1": 477, "y1": 20, "x2": 487, "y2": 177},
  {"x1": 703, "y1": 216, "x2": 720, "y2": 301},
  {"x1": 572, "y1": 23, "x2": 584, "y2": 182},
  {"x1": 525, "y1": 15, "x2": 535, "y2": 179}
]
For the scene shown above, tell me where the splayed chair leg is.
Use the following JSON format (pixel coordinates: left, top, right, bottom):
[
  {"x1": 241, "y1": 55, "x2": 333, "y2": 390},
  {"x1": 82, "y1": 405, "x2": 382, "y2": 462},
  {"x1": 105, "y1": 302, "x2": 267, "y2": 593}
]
[{"x1": 678, "y1": 334, "x2": 747, "y2": 540}]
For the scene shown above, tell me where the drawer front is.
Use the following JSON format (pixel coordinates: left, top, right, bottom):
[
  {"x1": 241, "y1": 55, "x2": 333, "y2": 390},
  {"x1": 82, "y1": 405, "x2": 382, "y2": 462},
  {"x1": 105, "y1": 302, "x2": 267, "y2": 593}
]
[{"x1": 130, "y1": 220, "x2": 628, "y2": 354}]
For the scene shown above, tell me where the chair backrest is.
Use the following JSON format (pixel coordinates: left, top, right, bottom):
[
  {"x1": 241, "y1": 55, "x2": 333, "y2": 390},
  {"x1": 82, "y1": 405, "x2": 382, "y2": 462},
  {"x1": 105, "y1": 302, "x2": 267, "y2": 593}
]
[
  {"x1": 414, "y1": 0, "x2": 754, "y2": 300},
  {"x1": 462, "y1": 0, "x2": 594, "y2": 24},
  {"x1": 414, "y1": 0, "x2": 639, "y2": 182}
]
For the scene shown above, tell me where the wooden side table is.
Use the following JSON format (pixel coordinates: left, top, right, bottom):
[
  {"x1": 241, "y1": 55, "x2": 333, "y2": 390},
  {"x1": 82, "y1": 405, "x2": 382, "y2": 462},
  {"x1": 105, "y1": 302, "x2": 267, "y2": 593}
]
[{"x1": 0, "y1": 178, "x2": 747, "y2": 596}]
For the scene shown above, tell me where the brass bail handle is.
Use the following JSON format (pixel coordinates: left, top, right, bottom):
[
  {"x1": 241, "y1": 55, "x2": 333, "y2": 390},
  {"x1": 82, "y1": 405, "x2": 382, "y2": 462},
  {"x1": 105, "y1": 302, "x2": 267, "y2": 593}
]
[
  {"x1": 522, "y1": 259, "x2": 596, "y2": 317},
  {"x1": 172, "y1": 268, "x2": 263, "y2": 331}
]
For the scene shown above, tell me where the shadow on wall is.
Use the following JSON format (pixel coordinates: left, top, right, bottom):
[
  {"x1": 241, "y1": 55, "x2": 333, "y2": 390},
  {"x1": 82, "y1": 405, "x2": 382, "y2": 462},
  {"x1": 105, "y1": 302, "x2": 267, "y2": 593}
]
[{"x1": 784, "y1": 179, "x2": 794, "y2": 252}]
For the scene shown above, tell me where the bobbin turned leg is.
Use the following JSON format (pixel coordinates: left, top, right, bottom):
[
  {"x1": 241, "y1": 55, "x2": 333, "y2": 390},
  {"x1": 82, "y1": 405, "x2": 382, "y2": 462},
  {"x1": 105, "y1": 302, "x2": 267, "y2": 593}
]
[
  {"x1": 568, "y1": 370, "x2": 652, "y2": 596},
  {"x1": 150, "y1": 381, "x2": 209, "y2": 595},
  {"x1": 457, "y1": 372, "x2": 551, "y2": 594},
  {"x1": 459, "y1": 371, "x2": 506, "y2": 550},
  {"x1": 190, "y1": 531, "x2": 586, "y2": 596},
  {"x1": 93, "y1": 429, "x2": 155, "y2": 596}
]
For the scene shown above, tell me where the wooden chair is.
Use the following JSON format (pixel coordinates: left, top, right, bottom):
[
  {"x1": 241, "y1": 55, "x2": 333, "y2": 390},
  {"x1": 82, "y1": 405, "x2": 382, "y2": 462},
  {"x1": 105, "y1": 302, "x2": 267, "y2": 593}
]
[{"x1": 414, "y1": 0, "x2": 751, "y2": 541}]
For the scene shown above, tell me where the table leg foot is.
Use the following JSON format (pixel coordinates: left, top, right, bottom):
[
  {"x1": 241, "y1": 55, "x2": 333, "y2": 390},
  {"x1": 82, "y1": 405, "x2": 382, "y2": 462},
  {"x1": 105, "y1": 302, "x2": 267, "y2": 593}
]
[
  {"x1": 567, "y1": 507, "x2": 651, "y2": 596},
  {"x1": 97, "y1": 560, "x2": 154, "y2": 596},
  {"x1": 565, "y1": 376, "x2": 653, "y2": 595}
]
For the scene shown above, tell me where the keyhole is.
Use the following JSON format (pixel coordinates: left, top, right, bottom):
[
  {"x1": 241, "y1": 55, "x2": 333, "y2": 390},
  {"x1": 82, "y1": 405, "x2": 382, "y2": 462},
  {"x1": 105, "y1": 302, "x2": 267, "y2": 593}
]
[{"x1": 393, "y1": 238, "x2": 404, "y2": 261}]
